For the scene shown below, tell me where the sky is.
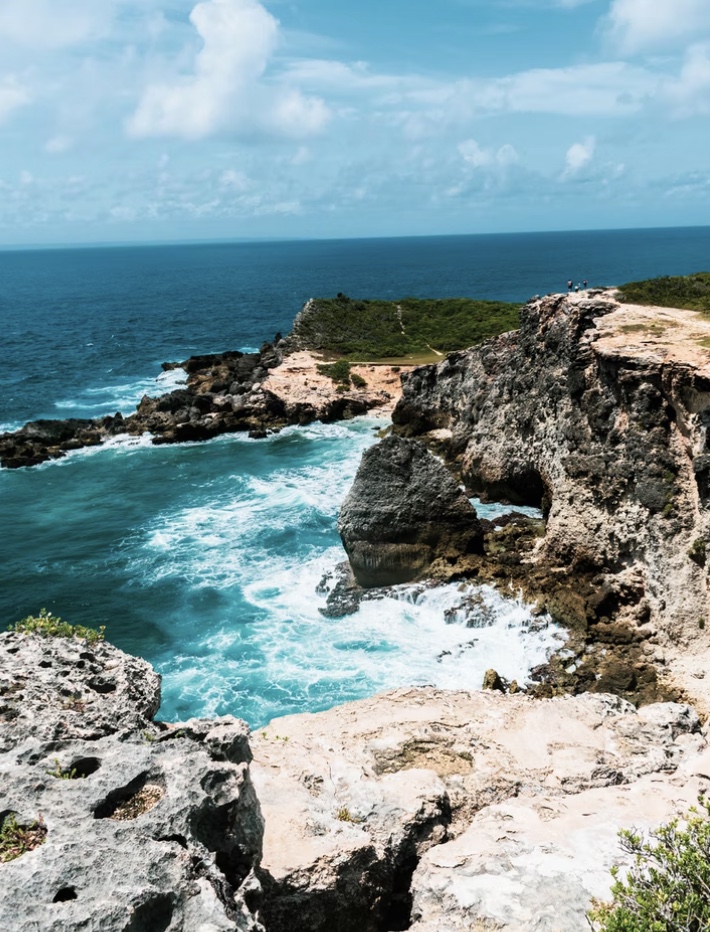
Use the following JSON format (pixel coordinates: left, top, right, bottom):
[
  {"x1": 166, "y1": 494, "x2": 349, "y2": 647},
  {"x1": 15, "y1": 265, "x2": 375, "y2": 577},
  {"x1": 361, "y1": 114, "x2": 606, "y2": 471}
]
[{"x1": 0, "y1": 0, "x2": 708, "y2": 245}]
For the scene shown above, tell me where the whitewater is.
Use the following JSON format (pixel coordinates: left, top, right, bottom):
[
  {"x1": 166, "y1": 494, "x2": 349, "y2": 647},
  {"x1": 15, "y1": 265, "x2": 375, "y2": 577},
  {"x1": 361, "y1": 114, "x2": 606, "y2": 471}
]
[{"x1": 3, "y1": 229, "x2": 710, "y2": 726}]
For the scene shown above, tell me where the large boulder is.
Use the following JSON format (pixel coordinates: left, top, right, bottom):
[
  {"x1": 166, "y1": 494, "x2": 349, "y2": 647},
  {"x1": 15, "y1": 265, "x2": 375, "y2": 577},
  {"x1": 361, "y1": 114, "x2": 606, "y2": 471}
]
[
  {"x1": 337, "y1": 434, "x2": 483, "y2": 587},
  {"x1": 0, "y1": 632, "x2": 265, "y2": 932}
]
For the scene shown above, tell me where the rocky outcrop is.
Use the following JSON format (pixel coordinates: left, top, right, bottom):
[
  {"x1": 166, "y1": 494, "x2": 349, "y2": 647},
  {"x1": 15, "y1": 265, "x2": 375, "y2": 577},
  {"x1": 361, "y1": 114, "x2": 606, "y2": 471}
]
[
  {"x1": 0, "y1": 341, "x2": 377, "y2": 469},
  {"x1": 251, "y1": 687, "x2": 706, "y2": 932},
  {"x1": 3, "y1": 632, "x2": 709, "y2": 932},
  {"x1": 393, "y1": 291, "x2": 710, "y2": 710},
  {"x1": 0, "y1": 631, "x2": 265, "y2": 931},
  {"x1": 337, "y1": 434, "x2": 483, "y2": 587}
]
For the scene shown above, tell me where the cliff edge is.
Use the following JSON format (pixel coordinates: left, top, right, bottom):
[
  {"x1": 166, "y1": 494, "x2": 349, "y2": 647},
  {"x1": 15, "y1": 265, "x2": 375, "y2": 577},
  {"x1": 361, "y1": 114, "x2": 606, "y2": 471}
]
[{"x1": 393, "y1": 289, "x2": 710, "y2": 711}]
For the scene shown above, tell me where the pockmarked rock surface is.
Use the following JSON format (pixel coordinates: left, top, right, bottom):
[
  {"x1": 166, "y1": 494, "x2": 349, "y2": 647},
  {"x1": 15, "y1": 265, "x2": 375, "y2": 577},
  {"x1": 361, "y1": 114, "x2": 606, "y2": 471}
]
[
  {"x1": 0, "y1": 631, "x2": 265, "y2": 932},
  {"x1": 393, "y1": 290, "x2": 710, "y2": 711},
  {"x1": 338, "y1": 434, "x2": 483, "y2": 587},
  {"x1": 251, "y1": 687, "x2": 705, "y2": 932}
]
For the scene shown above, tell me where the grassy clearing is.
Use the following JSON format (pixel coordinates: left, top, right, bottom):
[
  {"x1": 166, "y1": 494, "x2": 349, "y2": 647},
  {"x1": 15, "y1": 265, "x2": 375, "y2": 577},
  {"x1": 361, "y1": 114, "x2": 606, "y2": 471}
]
[
  {"x1": 617, "y1": 272, "x2": 710, "y2": 314},
  {"x1": 293, "y1": 294, "x2": 520, "y2": 360},
  {"x1": 352, "y1": 351, "x2": 445, "y2": 366}
]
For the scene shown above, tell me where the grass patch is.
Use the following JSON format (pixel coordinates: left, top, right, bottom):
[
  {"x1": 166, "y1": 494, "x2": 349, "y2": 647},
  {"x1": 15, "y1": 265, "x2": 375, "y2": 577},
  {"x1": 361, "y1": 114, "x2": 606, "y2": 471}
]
[
  {"x1": 0, "y1": 815, "x2": 47, "y2": 863},
  {"x1": 316, "y1": 359, "x2": 352, "y2": 385},
  {"x1": 617, "y1": 272, "x2": 710, "y2": 315},
  {"x1": 8, "y1": 608, "x2": 105, "y2": 644},
  {"x1": 294, "y1": 294, "x2": 521, "y2": 360}
]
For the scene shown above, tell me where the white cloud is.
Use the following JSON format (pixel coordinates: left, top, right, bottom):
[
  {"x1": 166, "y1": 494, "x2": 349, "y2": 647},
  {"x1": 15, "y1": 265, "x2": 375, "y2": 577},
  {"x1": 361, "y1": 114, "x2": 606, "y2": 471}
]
[
  {"x1": 0, "y1": 0, "x2": 115, "y2": 49},
  {"x1": 45, "y1": 135, "x2": 73, "y2": 154},
  {"x1": 128, "y1": 0, "x2": 329, "y2": 140},
  {"x1": 605, "y1": 0, "x2": 710, "y2": 54},
  {"x1": 0, "y1": 75, "x2": 30, "y2": 124},
  {"x1": 563, "y1": 136, "x2": 596, "y2": 178},
  {"x1": 664, "y1": 44, "x2": 710, "y2": 116},
  {"x1": 458, "y1": 139, "x2": 519, "y2": 168}
]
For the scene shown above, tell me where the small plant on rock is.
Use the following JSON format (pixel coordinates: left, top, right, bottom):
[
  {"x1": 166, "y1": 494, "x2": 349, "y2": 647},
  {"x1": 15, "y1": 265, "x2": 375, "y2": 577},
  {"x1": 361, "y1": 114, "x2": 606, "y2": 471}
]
[
  {"x1": 8, "y1": 608, "x2": 105, "y2": 644},
  {"x1": 47, "y1": 759, "x2": 79, "y2": 780},
  {"x1": 0, "y1": 815, "x2": 47, "y2": 863},
  {"x1": 588, "y1": 797, "x2": 710, "y2": 931}
]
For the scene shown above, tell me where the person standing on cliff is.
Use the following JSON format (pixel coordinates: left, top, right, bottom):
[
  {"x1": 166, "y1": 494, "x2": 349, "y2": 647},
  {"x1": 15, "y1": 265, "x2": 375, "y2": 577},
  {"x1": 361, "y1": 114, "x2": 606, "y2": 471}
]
[{"x1": 567, "y1": 280, "x2": 573, "y2": 291}]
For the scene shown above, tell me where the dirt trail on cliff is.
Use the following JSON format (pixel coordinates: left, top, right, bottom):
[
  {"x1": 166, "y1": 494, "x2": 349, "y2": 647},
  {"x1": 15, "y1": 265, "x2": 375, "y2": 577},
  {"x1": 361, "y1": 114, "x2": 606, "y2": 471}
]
[{"x1": 574, "y1": 290, "x2": 710, "y2": 371}]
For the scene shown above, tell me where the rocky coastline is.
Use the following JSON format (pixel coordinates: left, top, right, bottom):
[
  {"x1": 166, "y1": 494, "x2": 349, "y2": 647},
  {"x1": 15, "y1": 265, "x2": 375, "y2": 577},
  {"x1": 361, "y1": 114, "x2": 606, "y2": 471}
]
[
  {"x1": 0, "y1": 340, "x2": 403, "y2": 470},
  {"x1": 391, "y1": 288, "x2": 710, "y2": 714},
  {"x1": 3, "y1": 286, "x2": 710, "y2": 929}
]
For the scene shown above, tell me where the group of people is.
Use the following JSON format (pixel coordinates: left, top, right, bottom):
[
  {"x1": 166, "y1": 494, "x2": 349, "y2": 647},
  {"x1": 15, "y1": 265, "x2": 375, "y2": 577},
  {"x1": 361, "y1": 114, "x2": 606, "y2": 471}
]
[{"x1": 567, "y1": 279, "x2": 588, "y2": 292}]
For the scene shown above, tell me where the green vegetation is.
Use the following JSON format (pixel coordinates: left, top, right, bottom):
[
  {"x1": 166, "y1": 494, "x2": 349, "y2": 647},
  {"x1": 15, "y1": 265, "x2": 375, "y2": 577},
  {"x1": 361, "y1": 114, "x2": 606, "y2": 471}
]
[
  {"x1": 317, "y1": 359, "x2": 353, "y2": 385},
  {"x1": 588, "y1": 799, "x2": 710, "y2": 931},
  {"x1": 8, "y1": 608, "x2": 105, "y2": 644},
  {"x1": 617, "y1": 272, "x2": 710, "y2": 315},
  {"x1": 295, "y1": 294, "x2": 521, "y2": 360},
  {"x1": 0, "y1": 815, "x2": 46, "y2": 863},
  {"x1": 688, "y1": 538, "x2": 707, "y2": 566}
]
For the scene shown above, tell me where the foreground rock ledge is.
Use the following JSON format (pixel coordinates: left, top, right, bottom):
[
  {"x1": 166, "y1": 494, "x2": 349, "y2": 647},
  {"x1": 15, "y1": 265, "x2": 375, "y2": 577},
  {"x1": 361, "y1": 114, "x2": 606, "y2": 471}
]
[
  {"x1": 0, "y1": 631, "x2": 265, "y2": 932},
  {"x1": 252, "y1": 687, "x2": 707, "y2": 932},
  {"x1": 3, "y1": 632, "x2": 710, "y2": 931}
]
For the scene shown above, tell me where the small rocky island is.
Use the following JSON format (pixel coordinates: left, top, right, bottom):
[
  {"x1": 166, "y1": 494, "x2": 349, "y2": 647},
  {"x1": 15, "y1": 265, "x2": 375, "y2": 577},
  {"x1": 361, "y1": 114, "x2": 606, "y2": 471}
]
[{"x1": 3, "y1": 277, "x2": 710, "y2": 930}]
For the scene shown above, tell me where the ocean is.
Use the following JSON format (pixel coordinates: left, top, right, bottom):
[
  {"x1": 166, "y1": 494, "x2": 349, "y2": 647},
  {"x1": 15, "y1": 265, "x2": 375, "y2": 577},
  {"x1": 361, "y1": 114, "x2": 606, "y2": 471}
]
[{"x1": 1, "y1": 227, "x2": 709, "y2": 726}]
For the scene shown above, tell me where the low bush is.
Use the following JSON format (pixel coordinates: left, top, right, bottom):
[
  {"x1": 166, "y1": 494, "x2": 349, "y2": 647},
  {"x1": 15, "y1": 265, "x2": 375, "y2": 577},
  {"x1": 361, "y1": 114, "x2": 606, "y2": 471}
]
[
  {"x1": 617, "y1": 272, "x2": 710, "y2": 315},
  {"x1": 588, "y1": 798, "x2": 710, "y2": 931},
  {"x1": 316, "y1": 360, "x2": 352, "y2": 385},
  {"x1": 0, "y1": 815, "x2": 47, "y2": 863},
  {"x1": 8, "y1": 607, "x2": 105, "y2": 644}
]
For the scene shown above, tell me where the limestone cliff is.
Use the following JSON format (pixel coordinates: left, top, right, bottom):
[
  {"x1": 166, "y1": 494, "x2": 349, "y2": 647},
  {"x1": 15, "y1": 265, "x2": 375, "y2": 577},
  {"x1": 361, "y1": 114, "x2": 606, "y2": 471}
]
[{"x1": 393, "y1": 290, "x2": 710, "y2": 709}]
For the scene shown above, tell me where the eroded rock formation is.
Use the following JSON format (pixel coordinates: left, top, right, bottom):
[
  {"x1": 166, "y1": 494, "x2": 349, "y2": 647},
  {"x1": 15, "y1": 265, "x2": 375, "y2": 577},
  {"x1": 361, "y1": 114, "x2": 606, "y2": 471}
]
[
  {"x1": 337, "y1": 434, "x2": 483, "y2": 587},
  {"x1": 0, "y1": 341, "x2": 381, "y2": 469},
  {"x1": 3, "y1": 631, "x2": 710, "y2": 932},
  {"x1": 392, "y1": 291, "x2": 710, "y2": 710},
  {"x1": 0, "y1": 631, "x2": 265, "y2": 932},
  {"x1": 251, "y1": 687, "x2": 707, "y2": 932}
]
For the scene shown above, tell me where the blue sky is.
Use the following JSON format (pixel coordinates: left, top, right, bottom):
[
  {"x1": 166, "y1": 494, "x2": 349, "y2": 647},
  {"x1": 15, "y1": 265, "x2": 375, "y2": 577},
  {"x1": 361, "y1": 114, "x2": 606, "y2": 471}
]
[{"x1": 0, "y1": 0, "x2": 708, "y2": 244}]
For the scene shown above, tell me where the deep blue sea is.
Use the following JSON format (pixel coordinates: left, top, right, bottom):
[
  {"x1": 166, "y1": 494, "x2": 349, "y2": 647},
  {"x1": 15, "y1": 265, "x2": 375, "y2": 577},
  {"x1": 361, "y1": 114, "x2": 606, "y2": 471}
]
[{"x1": 2, "y1": 227, "x2": 709, "y2": 726}]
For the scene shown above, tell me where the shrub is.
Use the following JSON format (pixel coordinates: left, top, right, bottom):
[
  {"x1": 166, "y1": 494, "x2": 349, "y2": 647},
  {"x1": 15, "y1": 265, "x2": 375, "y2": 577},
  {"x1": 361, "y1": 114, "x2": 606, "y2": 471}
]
[
  {"x1": 688, "y1": 538, "x2": 707, "y2": 566},
  {"x1": 317, "y1": 360, "x2": 352, "y2": 385},
  {"x1": 588, "y1": 798, "x2": 710, "y2": 931},
  {"x1": 8, "y1": 608, "x2": 105, "y2": 644},
  {"x1": 351, "y1": 373, "x2": 367, "y2": 389},
  {"x1": 617, "y1": 272, "x2": 710, "y2": 315},
  {"x1": 293, "y1": 296, "x2": 521, "y2": 359}
]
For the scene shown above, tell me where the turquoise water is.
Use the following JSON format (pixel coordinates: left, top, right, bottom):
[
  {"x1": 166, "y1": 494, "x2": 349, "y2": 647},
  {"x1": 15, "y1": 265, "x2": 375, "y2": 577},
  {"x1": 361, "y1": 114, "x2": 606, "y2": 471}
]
[{"x1": 2, "y1": 229, "x2": 709, "y2": 725}]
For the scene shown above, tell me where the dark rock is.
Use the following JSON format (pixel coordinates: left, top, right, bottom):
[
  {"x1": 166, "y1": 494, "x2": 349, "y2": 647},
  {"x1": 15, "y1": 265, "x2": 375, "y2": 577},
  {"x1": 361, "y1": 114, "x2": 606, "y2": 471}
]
[
  {"x1": 338, "y1": 435, "x2": 484, "y2": 587},
  {"x1": 482, "y1": 669, "x2": 507, "y2": 692}
]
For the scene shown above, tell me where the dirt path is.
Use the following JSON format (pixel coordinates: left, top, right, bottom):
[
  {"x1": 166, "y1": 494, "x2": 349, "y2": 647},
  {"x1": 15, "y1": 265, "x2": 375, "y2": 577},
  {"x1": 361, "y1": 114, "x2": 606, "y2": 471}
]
[{"x1": 579, "y1": 290, "x2": 710, "y2": 373}]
